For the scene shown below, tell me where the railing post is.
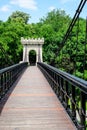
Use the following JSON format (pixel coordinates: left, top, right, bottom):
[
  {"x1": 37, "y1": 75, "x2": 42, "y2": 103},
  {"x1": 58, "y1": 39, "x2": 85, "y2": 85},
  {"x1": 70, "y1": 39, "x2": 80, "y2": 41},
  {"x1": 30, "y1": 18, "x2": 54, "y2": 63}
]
[
  {"x1": 4, "y1": 72, "x2": 7, "y2": 93},
  {"x1": 51, "y1": 71, "x2": 54, "y2": 89},
  {"x1": 1, "y1": 75, "x2": 3, "y2": 98},
  {"x1": 53, "y1": 73, "x2": 57, "y2": 93},
  {"x1": 57, "y1": 76, "x2": 60, "y2": 97},
  {"x1": 56, "y1": 75, "x2": 59, "y2": 96},
  {"x1": 71, "y1": 85, "x2": 76, "y2": 121},
  {"x1": 80, "y1": 92, "x2": 86, "y2": 130},
  {"x1": 10, "y1": 71, "x2": 12, "y2": 87},
  {"x1": 60, "y1": 78, "x2": 64, "y2": 103},
  {"x1": 0, "y1": 75, "x2": 1, "y2": 99},
  {"x1": 58, "y1": 77, "x2": 61, "y2": 98},
  {"x1": 65, "y1": 81, "x2": 69, "y2": 109}
]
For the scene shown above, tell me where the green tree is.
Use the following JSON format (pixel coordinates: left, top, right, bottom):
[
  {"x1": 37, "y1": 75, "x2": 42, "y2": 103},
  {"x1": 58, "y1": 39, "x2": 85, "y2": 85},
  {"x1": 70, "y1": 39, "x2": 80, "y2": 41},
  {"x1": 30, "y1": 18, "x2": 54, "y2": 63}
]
[
  {"x1": 56, "y1": 18, "x2": 87, "y2": 80},
  {"x1": 8, "y1": 11, "x2": 30, "y2": 24},
  {"x1": 39, "y1": 9, "x2": 71, "y2": 65}
]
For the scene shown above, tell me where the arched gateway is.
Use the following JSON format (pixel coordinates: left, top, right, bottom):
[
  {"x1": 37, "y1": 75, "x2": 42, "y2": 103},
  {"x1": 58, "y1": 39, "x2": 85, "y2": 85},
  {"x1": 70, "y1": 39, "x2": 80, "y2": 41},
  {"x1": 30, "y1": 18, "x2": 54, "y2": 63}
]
[{"x1": 21, "y1": 37, "x2": 44, "y2": 64}]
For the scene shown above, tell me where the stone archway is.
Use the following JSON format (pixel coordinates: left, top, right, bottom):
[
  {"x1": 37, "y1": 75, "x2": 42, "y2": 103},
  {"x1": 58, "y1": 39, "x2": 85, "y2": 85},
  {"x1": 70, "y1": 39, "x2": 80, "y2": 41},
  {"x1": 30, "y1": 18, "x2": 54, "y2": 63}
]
[{"x1": 21, "y1": 37, "x2": 44, "y2": 64}]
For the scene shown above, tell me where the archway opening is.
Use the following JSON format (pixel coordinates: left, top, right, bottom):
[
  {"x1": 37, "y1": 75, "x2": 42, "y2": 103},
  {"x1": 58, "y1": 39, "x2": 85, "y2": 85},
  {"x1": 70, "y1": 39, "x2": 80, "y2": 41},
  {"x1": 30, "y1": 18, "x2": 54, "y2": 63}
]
[{"x1": 29, "y1": 50, "x2": 36, "y2": 66}]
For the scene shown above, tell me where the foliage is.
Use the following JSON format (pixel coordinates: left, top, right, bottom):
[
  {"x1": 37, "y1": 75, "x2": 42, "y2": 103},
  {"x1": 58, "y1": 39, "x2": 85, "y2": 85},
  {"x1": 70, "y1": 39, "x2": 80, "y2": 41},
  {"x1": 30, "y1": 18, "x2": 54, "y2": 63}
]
[
  {"x1": 56, "y1": 18, "x2": 87, "y2": 80},
  {"x1": 8, "y1": 11, "x2": 30, "y2": 24},
  {"x1": 39, "y1": 9, "x2": 71, "y2": 65},
  {"x1": 0, "y1": 10, "x2": 87, "y2": 80}
]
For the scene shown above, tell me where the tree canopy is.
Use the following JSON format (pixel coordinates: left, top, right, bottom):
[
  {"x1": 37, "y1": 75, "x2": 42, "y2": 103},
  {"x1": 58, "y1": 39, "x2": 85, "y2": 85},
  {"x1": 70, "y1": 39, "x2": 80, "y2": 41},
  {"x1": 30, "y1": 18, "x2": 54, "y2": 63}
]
[
  {"x1": 0, "y1": 10, "x2": 87, "y2": 80},
  {"x1": 8, "y1": 11, "x2": 30, "y2": 24}
]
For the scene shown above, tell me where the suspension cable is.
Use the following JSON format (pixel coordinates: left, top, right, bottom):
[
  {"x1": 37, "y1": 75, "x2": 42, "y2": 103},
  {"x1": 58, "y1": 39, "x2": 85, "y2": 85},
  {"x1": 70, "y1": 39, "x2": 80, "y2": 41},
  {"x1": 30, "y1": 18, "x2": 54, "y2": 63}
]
[
  {"x1": 74, "y1": 17, "x2": 79, "y2": 75},
  {"x1": 57, "y1": 0, "x2": 87, "y2": 80},
  {"x1": 61, "y1": 0, "x2": 87, "y2": 47}
]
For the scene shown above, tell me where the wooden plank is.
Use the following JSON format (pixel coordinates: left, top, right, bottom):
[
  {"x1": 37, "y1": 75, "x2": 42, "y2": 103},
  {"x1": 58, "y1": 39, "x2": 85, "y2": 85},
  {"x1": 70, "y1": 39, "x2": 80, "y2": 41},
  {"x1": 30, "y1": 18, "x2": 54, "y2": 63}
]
[{"x1": 0, "y1": 66, "x2": 77, "y2": 130}]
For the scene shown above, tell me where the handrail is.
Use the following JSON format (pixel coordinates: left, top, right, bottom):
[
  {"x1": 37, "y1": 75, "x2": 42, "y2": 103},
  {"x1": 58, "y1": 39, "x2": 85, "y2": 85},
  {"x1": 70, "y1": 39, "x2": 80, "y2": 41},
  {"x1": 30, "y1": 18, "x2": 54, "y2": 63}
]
[
  {"x1": 37, "y1": 62, "x2": 87, "y2": 130},
  {"x1": 39, "y1": 63, "x2": 87, "y2": 94},
  {"x1": 0, "y1": 62, "x2": 28, "y2": 100},
  {"x1": 0, "y1": 63, "x2": 26, "y2": 73}
]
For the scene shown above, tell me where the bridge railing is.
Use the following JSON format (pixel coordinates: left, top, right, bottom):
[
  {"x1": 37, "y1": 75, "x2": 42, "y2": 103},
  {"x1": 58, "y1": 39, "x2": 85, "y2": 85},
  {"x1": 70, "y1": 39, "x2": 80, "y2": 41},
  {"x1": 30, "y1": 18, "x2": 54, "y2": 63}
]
[
  {"x1": 0, "y1": 62, "x2": 28, "y2": 100},
  {"x1": 37, "y1": 62, "x2": 87, "y2": 130}
]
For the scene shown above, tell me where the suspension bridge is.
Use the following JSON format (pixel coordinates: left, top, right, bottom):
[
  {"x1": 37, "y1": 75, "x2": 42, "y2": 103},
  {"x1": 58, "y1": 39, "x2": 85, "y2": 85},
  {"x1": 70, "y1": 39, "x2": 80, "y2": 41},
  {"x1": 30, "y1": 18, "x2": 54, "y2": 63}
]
[{"x1": 0, "y1": 0, "x2": 87, "y2": 130}]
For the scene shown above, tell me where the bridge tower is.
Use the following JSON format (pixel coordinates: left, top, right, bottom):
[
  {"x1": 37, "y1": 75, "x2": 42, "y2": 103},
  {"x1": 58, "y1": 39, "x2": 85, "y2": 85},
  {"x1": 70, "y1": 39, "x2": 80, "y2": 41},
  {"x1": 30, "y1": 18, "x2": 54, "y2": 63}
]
[{"x1": 21, "y1": 37, "x2": 44, "y2": 64}]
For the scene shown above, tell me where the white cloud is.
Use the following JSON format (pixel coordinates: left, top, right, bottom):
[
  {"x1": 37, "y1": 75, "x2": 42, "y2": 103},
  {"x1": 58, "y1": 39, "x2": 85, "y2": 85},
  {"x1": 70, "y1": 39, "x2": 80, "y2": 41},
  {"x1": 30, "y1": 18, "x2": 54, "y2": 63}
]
[
  {"x1": 49, "y1": 6, "x2": 56, "y2": 11},
  {"x1": 0, "y1": 5, "x2": 10, "y2": 12},
  {"x1": 10, "y1": 0, "x2": 37, "y2": 10}
]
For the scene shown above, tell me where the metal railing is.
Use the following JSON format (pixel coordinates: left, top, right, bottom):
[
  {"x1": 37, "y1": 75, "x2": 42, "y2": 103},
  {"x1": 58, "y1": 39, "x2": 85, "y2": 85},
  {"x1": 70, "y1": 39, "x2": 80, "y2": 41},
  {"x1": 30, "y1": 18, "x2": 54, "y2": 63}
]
[
  {"x1": 0, "y1": 62, "x2": 28, "y2": 100},
  {"x1": 37, "y1": 62, "x2": 87, "y2": 130}
]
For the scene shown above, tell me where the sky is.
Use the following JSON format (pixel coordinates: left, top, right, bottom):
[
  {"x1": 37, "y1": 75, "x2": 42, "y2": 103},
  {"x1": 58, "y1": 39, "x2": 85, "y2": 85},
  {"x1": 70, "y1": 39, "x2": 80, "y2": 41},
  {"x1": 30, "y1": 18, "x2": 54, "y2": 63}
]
[{"x1": 0, "y1": 0, "x2": 87, "y2": 23}]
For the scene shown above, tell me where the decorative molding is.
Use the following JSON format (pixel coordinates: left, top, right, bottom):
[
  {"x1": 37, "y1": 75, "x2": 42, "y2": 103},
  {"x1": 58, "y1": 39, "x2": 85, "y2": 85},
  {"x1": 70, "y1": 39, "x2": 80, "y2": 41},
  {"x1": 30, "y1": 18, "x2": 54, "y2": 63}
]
[{"x1": 21, "y1": 37, "x2": 44, "y2": 45}]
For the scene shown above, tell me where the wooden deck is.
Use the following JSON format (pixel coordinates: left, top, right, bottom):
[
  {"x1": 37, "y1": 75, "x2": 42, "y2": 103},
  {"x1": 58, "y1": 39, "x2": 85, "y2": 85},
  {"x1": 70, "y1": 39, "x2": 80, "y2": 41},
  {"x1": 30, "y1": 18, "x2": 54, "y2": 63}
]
[{"x1": 0, "y1": 66, "x2": 77, "y2": 130}]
